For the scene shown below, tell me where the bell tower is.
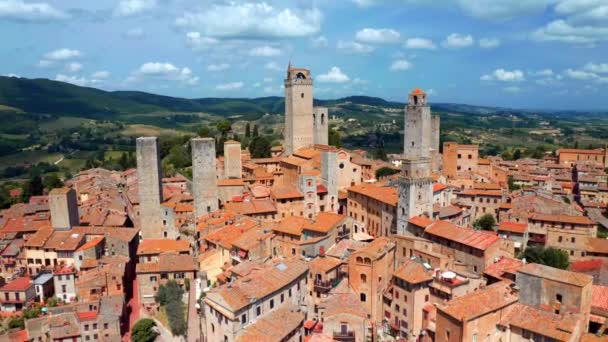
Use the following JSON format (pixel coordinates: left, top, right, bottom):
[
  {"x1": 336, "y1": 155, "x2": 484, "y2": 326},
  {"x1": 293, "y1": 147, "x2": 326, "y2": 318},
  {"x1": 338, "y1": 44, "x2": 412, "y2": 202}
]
[
  {"x1": 397, "y1": 88, "x2": 434, "y2": 235},
  {"x1": 284, "y1": 64, "x2": 314, "y2": 155}
]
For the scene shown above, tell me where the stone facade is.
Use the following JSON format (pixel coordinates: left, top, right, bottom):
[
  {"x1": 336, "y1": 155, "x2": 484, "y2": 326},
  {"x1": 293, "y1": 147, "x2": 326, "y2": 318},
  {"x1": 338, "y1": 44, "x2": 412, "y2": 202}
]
[
  {"x1": 442, "y1": 143, "x2": 479, "y2": 179},
  {"x1": 136, "y1": 137, "x2": 164, "y2": 239},
  {"x1": 192, "y1": 137, "x2": 219, "y2": 218},
  {"x1": 49, "y1": 188, "x2": 79, "y2": 230},
  {"x1": 284, "y1": 66, "x2": 314, "y2": 155},
  {"x1": 322, "y1": 151, "x2": 339, "y2": 213},
  {"x1": 313, "y1": 106, "x2": 329, "y2": 145},
  {"x1": 397, "y1": 89, "x2": 435, "y2": 235},
  {"x1": 224, "y1": 140, "x2": 242, "y2": 179}
]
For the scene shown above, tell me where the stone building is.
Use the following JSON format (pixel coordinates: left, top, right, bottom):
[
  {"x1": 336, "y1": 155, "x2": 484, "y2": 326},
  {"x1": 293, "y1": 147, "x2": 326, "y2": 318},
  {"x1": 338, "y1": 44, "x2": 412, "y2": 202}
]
[
  {"x1": 192, "y1": 137, "x2": 219, "y2": 219},
  {"x1": 347, "y1": 183, "x2": 397, "y2": 237},
  {"x1": 49, "y1": 188, "x2": 79, "y2": 230},
  {"x1": 442, "y1": 143, "x2": 479, "y2": 180},
  {"x1": 136, "y1": 137, "x2": 164, "y2": 239},
  {"x1": 397, "y1": 88, "x2": 434, "y2": 234},
  {"x1": 224, "y1": 140, "x2": 243, "y2": 179},
  {"x1": 284, "y1": 65, "x2": 329, "y2": 155}
]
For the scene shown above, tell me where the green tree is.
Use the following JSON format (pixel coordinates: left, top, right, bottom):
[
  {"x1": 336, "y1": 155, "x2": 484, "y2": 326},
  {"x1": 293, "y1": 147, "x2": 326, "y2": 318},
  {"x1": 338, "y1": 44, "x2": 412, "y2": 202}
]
[
  {"x1": 507, "y1": 176, "x2": 521, "y2": 192},
  {"x1": 252, "y1": 124, "x2": 259, "y2": 137},
  {"x1": 248, "y1": 136, "x2": 271, "y2": 158},
  {"x1": 22, "y1": 175, "x2": 44, "y2": 201},
  {"x1": 245, "y1": 123, "x2": 251, "y2": 138},
  {"x1": 216, "y1": 120, "x2": 232, "y2": 136},
  {"x1": 328, "y1": 127, "x2": 342, "y2": 148},
  {"x1": 131, "y1": 318, "x2": 159, "y2": 342},
  {"x1": 198, "y1": 125, "x2": 211, "y2": 138},
  {"x1": 43, "y1": 174, "x2": 63, "y2": 190},
  {"x1": 512, "y1": 149, "x2": 522, "y2": 160},
  {"x1": 473, "y1": 214, "x2": 496, "y2": 231},
  {"x1": 375, "y1": 167, "x2": 399, "y2": 179},
  {"x1": 155, "y1": 281, "x2": 186, "y2": 336},
  {"x1": 8, "y1": 316, "x2": 24, "y2": 329},
  {"x1": 372, "y1": 147, "x2": 388, "y2": 161},
  {"x1": 520, "y1": 246, "x2": 569, "y2": 270}
]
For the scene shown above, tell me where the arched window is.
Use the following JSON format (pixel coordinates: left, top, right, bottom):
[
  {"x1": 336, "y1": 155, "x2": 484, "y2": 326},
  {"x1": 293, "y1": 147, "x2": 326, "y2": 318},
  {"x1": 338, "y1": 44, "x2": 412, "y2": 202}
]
[
  {"x1": 364, "y1": 257, "x2": 371, "y2": 264},
  {"x1": 360, "y1": 293, "x2": 366, "y2": 302},
  {"x1": 360, "y1": 273, "x2": 367, "y2": 283},
  {"x1": 356, "y1": 256, "x2": 363, "y2": 263}
]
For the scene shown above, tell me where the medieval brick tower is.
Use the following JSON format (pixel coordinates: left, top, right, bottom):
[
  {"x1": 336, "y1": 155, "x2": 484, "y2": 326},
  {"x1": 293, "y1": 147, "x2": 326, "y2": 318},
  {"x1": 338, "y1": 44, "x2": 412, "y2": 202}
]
[
  {"x1": 284, "y1": 64, "x2": 314, "y2": 155},
  {"x1": 397, "y1": 88, "x2": 434, "y2": 234}
]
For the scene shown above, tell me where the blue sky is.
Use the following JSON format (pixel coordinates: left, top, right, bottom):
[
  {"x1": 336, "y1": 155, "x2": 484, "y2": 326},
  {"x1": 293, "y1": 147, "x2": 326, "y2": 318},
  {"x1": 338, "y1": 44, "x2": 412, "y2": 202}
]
[{"x1": 1, "y1": 0, "x2": 608, "y2": 110}]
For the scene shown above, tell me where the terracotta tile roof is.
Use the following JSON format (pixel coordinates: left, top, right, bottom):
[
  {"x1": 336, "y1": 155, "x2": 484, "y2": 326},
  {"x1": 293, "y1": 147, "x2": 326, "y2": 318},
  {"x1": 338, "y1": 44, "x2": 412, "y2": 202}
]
[
  {"x1": 44, "y1": 231, "x2": 86, "y2": 251},
  {"x1": 271, "y1": 186, "x2": 304, "y2": 199},
  {"x1": 499, "y1": 303, "x2": 581, "y2": 341},
  {"x1": 236, "y1": 305, "x2": 304, "y2": 342},
  {"x1": 205, "y1": 260, "x2": 308, "y2": 312},
  {"x1": 483, "y1": 257, "x2": 524, "y2": 280},
  {"x1": 439, "y1": 281, "x2": 517, "y2": 321},
  {"x1": 136, "y1": 253, "x2": 197, "y2": 274},
  {"x1": 410, "y1": 87, "x2": 425, "y2": 95},
  {"x1": 497, "y1": 221, "x2": 527, "y2": 234},
  {"x1": 438, "y1": 205, "x2": 462, "y2": 219},
  {"x1": 458, "y1": 189, "x2": 503, "y2": 197},
  {"x1": 425, "y1": 220, "x2": 500, "y2": 251},
  {"x1": 529, "y1": 213, "x2": 595, "y2": 225},
  {"x1": 309, "y1": 256, "x2": 342, "y2": 274},
  {"x1": 273, "y1": 216, "x2": 309, "y2": 236},
  {"x1": 352, "y1": 236, "x2": 394, "y2": 260},
  {"x1": 76, "y1": 237, "x2": 104, "y2": 252},
  {"x1": 394, "y1": 260, "x2": 433, "y2": 284},
  {"x1": 224, "y1": 198, "x2": 277, "y2": 215},
  {"x1": 518, "y1": 263, "x2": 592, "y2": 287},
  {"x1": 570, "y1": 259, "x2": 606, "y2": 273},
  {"x1": 304, "y1": 212, "x2": 345, "y2": 234},
  {"x1": 408, "y1": 216, "x2": 434, "y2": 228},
  {"x1": 196, "y1": 210, "x2": 237, "y2": 231},
  {"x1": 231, "y1": 226, "x2": 273, "y2": 251},
  {"x1": 205, "y1": 217, "x2": 259, "y2": 250},
  {"x1": 137, "y1": 239, "x2": 190, "y2": 255},
  {"x1": 582, "y1": 333, "x2": 607, "y2": 342},
  {"x1": 77, "y1": 311, "x2": 98, "y2": 321},
  {"x1": 293, "y1": 148, "x2": 319, "y2": 159},
  {"x1": 558, "y1": 148, "x2": 604, "y2": 155},
  {"x1": 592, "y1": 285, "x2": 608, "y2": 314},
  {"x1": 281, "y1": 155, "x2": 308, "y2": 166},
  {"x1": 0, "y1": 276, "x2": 32, "y2": 291},
  {"x1": 433, "y1": 183, "x2": 448, "y2": 192},
  {"x1": 347, "y1": 183, "x2": 398, "y2": 206},
  {"x1": 319, "y1": 279, "x2": 369, "y2": 318},
  {"x1": 49, "y1": 312, "x2": 80, "y2": 339},
  {"x1": 473, "y1": 182, "x2": 502, "y2": 190}
]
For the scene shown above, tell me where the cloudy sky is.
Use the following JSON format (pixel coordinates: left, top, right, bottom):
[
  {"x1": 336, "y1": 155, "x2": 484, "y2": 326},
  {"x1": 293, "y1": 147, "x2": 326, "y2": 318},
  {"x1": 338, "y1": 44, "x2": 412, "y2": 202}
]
[{"x1": 1, "y1": 0, "x2": 608, "y2": 110}]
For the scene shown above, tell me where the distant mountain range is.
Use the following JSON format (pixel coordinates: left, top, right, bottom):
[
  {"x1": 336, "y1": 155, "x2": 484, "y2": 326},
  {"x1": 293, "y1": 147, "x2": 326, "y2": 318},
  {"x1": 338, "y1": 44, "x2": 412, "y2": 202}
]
[{"x1": 0, "y1": 76, "x2": 602, "y2": 120}]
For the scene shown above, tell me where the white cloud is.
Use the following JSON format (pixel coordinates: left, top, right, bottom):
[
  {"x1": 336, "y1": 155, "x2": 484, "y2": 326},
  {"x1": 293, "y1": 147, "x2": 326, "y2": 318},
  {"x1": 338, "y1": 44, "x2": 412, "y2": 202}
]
[
  {"x1": 564, "y1": 68, "x2": 599, "y2": 80},
  {"x1": 533, "y1": 69, "x2": 554, "y2": 77},
  {"x1": 91, "y1": 71, "x2": 110, "y2": 79},
  {"x1": 355, "y1": 28, "x2": 400, "y2": 44},
  {"x1": 584, "y1": 62, "x2": 608, "y2": 73},
  {"x1": 216, "y1": 82, "x2": 244, "y2": 91},
  {"x1": 310, "y1": 36, "x2": 328, "y2": 48},
  {"x1": 207, "y1": 63, "x2": 230, "y2": 72},
  {"x1": 317, "y1": 67, "x2": 350, "y2": 83},
  {"x1": 175, "y1": 2, "x2": 321, "y2": 39},
  {"x1": 532, "y1": 19, "x2": 608, "y2": 44},
  {"x1": 390, "y1": 59, "x2": 413, "y2": 71},
  {"x1": 55, "y1": 74, "x2": 89, "y2": 87},
  {"x1": 0, "y1": 0, "x2": 68, "y2": 21},
  {"x1": 404, "y1": 37, "x2": 436, "y2": 50},
  {"x1": 133, "y1": 62, "x2": 199, "y2": 85},
  {"x1": 44, "y1": 48, "x2": 82, "y2": 61},
  {"x1": 124, "y1": 27, "x2": 145, "y2": 39},
  {"x1": 114, "y1": 0, "x2": 156, "y2": 17},
  {"x1": 479, "y1": 37, "x2": 501, "y2": 48},
  {"x1": 263, "y1": 77, "x2": 273, "y2": 83},
  {"x1": 457, "y1": 0, "x2": 550, "y2": 21},
  {"x1": 4, "y1": 73, "x2": 19, "y2": 77},
  {"x1": 38, "y1": 60, "x2": 53, "y2": 68},
  {"x1": 555, "y1": 0, "x2": 608, "y2": 23},
  {"x1": 185, "y1": 32, "x2": 219, "y2": 50},
  {"x1": 66, "y1": 62, "x2": 83, "y2": 73},
  {"x1": 265, "y1": 61, "x2": 282, "y2": 71},
  {"x1": 249, "y1": 46, "x2": 282, "y2": 57},
  {"x1": 441, "y1": 33, "x2": 474, "y2": 48},
  {"x1": 481, "y1": 69, "x2": 525, "y2": 82},
  {"x1": 337, "y1": 40, "x2": 374, "y2": 54},
  {"x1": 427, "y1": 89, "x2": 437, "y2": 96}
]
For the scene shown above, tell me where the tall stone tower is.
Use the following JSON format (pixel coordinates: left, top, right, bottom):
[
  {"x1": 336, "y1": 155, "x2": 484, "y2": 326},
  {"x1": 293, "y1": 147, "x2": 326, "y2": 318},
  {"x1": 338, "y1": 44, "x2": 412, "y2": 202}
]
[
  {"x1": 49, "y1": 188, "x2": 79, "y2": 230},
  {"x1": 397, "y1": 88, "x2": 434, "y2": 235},
  {"x1": 223, "y1": 140, "x2": 242, "y2": 179},
  {"x1": 313, "y1": 107, "x2": 329, "y2": 145},
  {"x1": 284, "y1": 64, "x2": 314, "y2": 155},
  {"x1": 322, "y1": 151, "x2": 338, "y2": 213},
  {"x1": 136, "y1": 137, "x2": 164, "y2": 239},
  {"x1": 192, "y1": 138, "x2": 219, "y2": 219}
]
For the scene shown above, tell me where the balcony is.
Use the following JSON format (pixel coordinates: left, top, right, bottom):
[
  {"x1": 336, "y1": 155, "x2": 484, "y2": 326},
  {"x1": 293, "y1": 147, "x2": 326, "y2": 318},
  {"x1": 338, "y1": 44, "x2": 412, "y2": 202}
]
[
  {"x1": 333, "y1": 330, "x2": 355, "y2": 342},
  {"x1": 314, "y1": 279, "x2": 333, "y2": 293}
]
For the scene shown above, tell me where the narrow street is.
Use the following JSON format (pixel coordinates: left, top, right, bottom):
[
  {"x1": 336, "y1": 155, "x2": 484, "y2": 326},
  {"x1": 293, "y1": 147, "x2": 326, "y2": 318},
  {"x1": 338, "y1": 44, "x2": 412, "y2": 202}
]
[
  {"x1": 122, "y1": 278, "x2": 140, "y2": 342},
  {"x1": 187, "y1": 281, "x2": 201, "y2": 341}
]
